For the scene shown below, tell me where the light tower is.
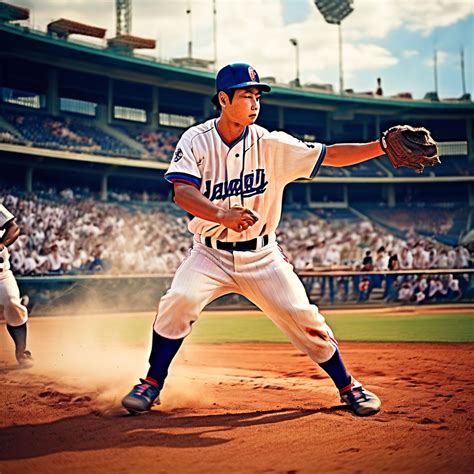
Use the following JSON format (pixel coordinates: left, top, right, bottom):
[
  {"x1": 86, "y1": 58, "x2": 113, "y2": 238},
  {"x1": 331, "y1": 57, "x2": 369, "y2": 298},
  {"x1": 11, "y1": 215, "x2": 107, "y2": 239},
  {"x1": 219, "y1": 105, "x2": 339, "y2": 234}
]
[
  {"x1": 116, "y1": 0, "x2": 131, "y2": 36},
  {"x1": 314, "y1": 0, "x2": 354, "y2": 94}
]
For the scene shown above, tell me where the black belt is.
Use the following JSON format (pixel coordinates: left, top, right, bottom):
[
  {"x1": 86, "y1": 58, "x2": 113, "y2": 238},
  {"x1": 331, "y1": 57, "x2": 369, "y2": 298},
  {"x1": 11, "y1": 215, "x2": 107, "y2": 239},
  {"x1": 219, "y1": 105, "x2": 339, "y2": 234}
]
[{"x1": 204, "y1": 235, "x2": 269, "y2": 251}]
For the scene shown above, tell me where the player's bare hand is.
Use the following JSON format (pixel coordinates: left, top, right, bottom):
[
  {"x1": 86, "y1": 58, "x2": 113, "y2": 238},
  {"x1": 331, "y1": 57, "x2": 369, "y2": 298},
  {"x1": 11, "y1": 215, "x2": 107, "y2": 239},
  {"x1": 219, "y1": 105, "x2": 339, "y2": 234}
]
[
  {"x1": 0, "y1": 243, "x2": 4, "y2": 251},
  {"x1": 217, "y1": 207, "x2": 259, "y2": 232}
]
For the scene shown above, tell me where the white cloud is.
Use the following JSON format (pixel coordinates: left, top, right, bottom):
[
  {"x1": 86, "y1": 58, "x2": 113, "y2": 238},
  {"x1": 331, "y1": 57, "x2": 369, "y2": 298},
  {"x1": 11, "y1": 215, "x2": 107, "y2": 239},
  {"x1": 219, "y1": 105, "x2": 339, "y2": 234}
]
[
  {"x1": 344, "y1": 43, "x2": 399, "y2": 72},
  {"x1": 423, "y1": 50, "x2": 449, "y2": 67},
  {"x1": 403, "y1": 50, "x2": 420, "y2": 59},
  {"x1": 343, "y1": 0, "x2": 473, "y2": 39},
  {"x1": 18, "y1": 0, "x2": 472, "y2": 92},
  {"x1": 401, "y1": 1, "x2": 474, "y2": 35}
]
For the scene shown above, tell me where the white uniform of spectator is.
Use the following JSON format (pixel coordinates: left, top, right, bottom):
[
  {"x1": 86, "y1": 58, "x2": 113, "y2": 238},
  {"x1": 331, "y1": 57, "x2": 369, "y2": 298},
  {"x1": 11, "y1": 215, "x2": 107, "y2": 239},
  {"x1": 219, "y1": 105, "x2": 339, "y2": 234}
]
[
  {"x1": 435, "y1": 252, "x2": 449, "y2": 269},
  {"x1": 398, "y1": 284, "x2": 413, "y2": 302},
  {"x1": 447, "y1": 249, "x2": 456, "y2": 268},
  {"x1": 323, "y1": 245, "x2": 341, "y2": 266},
  {"x1": 399, "y1": 248, "x2": 414, "y2": 269},
  {"x1": 455, "y1": 247, "x2": 470, "y2": 268}
]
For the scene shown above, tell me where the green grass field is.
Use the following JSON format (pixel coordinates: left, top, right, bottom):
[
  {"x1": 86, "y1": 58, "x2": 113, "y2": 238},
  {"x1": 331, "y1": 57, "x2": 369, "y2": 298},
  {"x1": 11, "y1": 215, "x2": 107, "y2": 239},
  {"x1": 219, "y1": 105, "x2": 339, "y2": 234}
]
[
  {"x1": 184, "y1": 311, "x2": 474, "y2": 343},
  {"x1": 87, "y1": 309, "x2": 473, "y2": 345}
]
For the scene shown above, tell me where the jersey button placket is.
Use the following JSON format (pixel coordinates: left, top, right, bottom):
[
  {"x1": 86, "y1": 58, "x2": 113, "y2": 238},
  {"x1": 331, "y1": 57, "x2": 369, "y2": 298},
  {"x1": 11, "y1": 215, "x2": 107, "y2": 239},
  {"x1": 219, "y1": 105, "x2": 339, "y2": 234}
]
[{"x1": 227, "y1": 143, "x2": 243, "y2": 212}]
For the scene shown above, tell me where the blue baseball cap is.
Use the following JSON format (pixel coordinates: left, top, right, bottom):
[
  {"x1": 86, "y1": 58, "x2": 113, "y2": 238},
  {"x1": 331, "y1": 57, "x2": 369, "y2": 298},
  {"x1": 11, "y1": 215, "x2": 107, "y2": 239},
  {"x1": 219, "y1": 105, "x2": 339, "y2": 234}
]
[{"x1": 212, "y1": 63, "x2": 271, "y2": 105}]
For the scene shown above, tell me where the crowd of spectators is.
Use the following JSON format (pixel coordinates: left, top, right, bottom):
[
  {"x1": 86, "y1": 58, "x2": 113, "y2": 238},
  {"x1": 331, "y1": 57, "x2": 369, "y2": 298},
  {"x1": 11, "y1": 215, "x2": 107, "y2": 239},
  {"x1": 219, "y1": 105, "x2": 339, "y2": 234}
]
[
  {"x1": 1, "y1": 189, "x2": 471, "y2": 305},
  {"x1": 2, "y1": 189, "x2": 189, "y2": 276},
  {"x1": 368, "y1": 207, "x2": 463, "y2": 239},
  {"x1": 134, "y1": 129, "x2": 180, "y2": 163},
  {"x1": 0, "y1": 127, "x2": 27, "y2": 145},
  {"x1": 277, "y1": 213, "x2": 471, "y2": 272}
]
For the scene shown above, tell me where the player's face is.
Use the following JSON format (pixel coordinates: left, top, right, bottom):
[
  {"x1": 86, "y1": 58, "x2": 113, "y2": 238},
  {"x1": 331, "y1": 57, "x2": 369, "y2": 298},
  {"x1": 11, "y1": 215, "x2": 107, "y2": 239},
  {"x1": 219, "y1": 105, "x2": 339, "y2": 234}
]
[{"x1": 223, "y1": 87, "x2": 261, "y2": 126}]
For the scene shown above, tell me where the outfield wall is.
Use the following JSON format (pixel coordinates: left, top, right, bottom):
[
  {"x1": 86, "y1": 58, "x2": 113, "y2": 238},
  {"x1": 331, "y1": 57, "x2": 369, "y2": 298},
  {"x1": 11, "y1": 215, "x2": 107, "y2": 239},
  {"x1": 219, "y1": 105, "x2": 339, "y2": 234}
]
[{"x1": 16, "y1": 269, "x2": 474, "y2": 316}]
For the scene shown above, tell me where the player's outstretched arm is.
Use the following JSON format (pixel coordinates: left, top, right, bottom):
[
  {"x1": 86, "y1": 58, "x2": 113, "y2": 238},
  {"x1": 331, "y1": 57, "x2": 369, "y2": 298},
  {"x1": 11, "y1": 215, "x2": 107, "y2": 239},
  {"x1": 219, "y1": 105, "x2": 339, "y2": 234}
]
[
  {"x1": 323, "y1": 141, "x2": 383, "y2": 167},
  {"x1": 0, "y1": 220, "x2": 20, "y2": 250},
  {"x1": 173, "y1": 182, "x2": 258, "y2": 233}
]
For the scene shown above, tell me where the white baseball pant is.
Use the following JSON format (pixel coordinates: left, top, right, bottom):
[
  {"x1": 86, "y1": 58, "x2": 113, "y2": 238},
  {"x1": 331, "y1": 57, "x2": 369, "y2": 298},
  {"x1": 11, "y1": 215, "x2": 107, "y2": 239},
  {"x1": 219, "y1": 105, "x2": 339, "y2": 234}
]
[
  {"x1": 0, "y1": 270, "x2": 28, "y2": 327},
  {"x1": 154, "y1": 239, "x2": 338, "y2": 363}
]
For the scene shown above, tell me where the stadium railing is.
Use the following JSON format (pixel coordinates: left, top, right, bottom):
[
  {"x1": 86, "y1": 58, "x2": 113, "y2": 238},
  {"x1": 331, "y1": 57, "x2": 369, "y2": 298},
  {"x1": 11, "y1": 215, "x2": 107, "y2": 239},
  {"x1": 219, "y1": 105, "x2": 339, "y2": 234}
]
[{"x1": 17, "y1": 268, "x2": 473, "y2": 315}]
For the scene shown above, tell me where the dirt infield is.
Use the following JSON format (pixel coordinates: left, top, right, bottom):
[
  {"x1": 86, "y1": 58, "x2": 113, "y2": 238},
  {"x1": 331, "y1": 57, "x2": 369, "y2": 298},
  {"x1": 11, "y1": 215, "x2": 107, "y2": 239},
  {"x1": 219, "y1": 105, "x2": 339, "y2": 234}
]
[{"x1": 0, "y1": 316, "x2": 473, "y2": 473}]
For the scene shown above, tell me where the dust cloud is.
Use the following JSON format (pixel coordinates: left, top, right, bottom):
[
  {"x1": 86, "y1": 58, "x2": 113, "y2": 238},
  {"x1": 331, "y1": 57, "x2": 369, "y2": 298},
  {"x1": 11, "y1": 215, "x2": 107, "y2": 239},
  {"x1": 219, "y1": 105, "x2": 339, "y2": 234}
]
[{"x1": 2, "y1": 309, "x2": 215, "y2": 414}]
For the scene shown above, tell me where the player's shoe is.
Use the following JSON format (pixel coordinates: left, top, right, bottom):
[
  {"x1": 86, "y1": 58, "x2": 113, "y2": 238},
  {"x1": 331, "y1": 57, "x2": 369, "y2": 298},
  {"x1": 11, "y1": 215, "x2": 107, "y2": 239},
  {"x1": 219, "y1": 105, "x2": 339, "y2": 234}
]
[
  {"x1": 122, "y1": 379, "x2": 161, "y2": 414},
  {"x1": 340, "y1": 379, "x2": 381, "y2": 416},
  {"x1": 16, "y1": 350, "x2": 34, "y2": 368}
]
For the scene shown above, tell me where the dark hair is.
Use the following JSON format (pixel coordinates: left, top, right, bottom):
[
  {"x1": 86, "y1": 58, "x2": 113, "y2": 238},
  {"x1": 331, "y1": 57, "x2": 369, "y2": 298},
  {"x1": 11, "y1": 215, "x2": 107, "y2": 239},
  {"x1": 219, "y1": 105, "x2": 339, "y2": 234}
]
[{"x1": 212, "y1": 89, "x2": 236, "y2": 111}]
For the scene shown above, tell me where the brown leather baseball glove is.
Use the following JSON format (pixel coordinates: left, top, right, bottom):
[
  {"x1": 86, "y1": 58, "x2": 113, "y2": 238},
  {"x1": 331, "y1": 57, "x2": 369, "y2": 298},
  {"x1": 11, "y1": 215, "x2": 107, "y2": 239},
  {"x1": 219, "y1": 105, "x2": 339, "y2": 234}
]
[{"x1": 380, "y1": 125, "x2": 441, "y2": 173}]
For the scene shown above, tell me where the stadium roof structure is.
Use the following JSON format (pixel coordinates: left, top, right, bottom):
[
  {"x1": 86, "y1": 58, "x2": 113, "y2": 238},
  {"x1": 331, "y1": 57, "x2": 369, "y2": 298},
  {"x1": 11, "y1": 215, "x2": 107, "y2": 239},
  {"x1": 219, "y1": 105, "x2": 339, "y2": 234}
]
[
  {"x1": 1, "y1": 22, "x2": 473, "y2": 117},
  {"x1": 46, "y1": 19, "x2": 106, "y2": 40},
  {"x1": 0, "y1": 1, "x2": 29, "y2": 22},
  {"x1": 107, "y1": 34, "x2": 156, "y2": 50}
]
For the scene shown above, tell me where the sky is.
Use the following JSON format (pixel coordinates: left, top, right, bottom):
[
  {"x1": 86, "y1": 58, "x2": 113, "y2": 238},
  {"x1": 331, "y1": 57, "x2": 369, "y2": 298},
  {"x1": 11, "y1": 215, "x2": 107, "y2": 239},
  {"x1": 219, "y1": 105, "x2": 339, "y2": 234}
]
[{"x1": 17, "y1": 0, "x2": 474, "y2": 99}]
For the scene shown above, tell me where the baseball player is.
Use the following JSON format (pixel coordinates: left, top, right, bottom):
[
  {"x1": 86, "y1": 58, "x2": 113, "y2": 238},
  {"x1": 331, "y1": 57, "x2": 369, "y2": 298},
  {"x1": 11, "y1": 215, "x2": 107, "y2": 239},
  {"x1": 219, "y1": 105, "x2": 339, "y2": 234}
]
[
  {"x1": 0, "y1": 203, "x2": 33, "y2": 367},
  {"x1": 122, "y1": 63, "x2": 390, "y2": 416}
]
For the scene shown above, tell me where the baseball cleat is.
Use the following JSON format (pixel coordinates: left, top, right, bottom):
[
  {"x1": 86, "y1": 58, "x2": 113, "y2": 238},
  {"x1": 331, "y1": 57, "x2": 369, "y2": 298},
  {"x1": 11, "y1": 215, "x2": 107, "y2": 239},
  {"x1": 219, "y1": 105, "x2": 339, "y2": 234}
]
[
  {"x1": 340, "y1": 381, "x2": 381, "y2": 416},
  {"x1": 16, "y1": 350, "x2": 34, "y2": 368},
  {"x1": 122, "y1": 379, "x2": 161, "y2": 414}
]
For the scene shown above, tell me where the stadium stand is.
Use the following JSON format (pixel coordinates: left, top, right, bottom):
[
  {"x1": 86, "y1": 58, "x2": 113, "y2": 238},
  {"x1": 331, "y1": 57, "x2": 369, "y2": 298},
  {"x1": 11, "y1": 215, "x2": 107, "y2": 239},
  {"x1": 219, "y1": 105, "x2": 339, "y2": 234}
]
[
  {"x1": 377, "y1": 154, "x2": 471, "y2": 177},
  {"x1": 0, "y1": 124, "x2": 26, "y2": 145},
  {"x1": 343, "y1": 160, "x2": 388, "y2": 177},
  {"x1": 1, "y1": 108, "x2": 142, "y2": 158},
  {"x1": 116, "y1": 123, "x2": 180, "y2": 162},
  {"x1": 356, "y1": 205, "x2": 471, "y2": 247}
]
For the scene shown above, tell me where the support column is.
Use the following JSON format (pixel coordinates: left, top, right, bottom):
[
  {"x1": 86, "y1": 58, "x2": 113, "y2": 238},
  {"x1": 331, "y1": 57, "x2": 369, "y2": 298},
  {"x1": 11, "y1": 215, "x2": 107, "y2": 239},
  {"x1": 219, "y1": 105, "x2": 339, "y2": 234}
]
[
  {"x1": 25, "y1": 167, "x2": 33, "y2": 193},
  {"x1": 150, "y1": 87, "x2": 160, "y2": 129},
  {"x1": 47, "y1": 67, "x2": 59, "y2": 116},
  {"x1": 375, "y1": 115, "x2": 381, "y2": 137},
  {"x1": 466, "y1": 118, "x2": 474, "y2": 161},
  {"x1": 96, "y1": 104, "x2": 108, "y2": 126},
  {"x1": 305, "y1": 185, "x2": 311, "y2": 205},
  {"x1": 362, "y1": 120, "x2": 369, "y2": 141},
  {"x1": 468, "y1": 183, "x2": 474, "y2": 207},
  {"x1": 343, "y1": 184, "x2": 348, "y2": 206},
  {"x1": 100, "y1": 174, "x2": 108, "y2": 201},
  {"x1": 202, "y1": 95, "x2": 212, "y2": 121},
  {"x1": 325, "y1": 112, "x2": 332, "y2": 142},
  {"x1": 278, "y1": 107, "x2": 285, "y2": 129},
  {"x1": 107, "y1": 78, "x2": 114, "y2": 125},
  {"x1": 387, "y1": 184, "x2": 396, "y2": 208}
]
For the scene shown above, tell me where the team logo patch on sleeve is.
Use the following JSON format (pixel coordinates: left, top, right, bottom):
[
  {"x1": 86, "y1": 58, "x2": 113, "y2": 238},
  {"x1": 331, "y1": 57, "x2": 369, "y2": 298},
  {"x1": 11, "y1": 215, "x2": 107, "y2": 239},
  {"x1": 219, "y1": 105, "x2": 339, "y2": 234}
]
[{"x1": 173, "y1": 148, "x2": 184, "y2": 162}]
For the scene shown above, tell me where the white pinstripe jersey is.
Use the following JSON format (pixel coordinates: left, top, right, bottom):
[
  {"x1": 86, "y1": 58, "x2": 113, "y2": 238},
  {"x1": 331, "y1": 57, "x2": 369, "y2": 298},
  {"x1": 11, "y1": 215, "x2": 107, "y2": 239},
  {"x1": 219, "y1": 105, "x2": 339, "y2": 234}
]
[{"x1": 165, "y1": 119, "x2": 326, "y2": 242}]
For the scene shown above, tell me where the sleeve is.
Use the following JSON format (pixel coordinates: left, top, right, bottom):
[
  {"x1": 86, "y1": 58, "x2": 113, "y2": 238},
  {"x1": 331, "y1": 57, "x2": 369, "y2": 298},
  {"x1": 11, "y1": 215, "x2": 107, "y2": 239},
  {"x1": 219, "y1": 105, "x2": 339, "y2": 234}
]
[
  {"x1": 264, "y1": 131, "x2": 326, "y2": 183},
  {"x1": 164, "y1": 131, "x2": 202, "y2": 189},
  {"x1": 0, "y1": 204, "x2": 15, "y2": 229}
]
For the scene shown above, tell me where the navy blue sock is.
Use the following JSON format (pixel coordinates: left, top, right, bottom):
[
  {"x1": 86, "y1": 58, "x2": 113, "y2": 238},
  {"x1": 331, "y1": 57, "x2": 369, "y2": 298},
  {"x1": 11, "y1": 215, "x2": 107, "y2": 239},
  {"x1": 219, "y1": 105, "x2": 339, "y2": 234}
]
[
  {"x1": 146, "y1": 330, "x2": 184, "y2": 389},
  {"x1": 6, "y1": 322, "x2": 27, "y2": 355},
  {"x1": 318, "y1": 349, "x2": 352, "y2": 391}
]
